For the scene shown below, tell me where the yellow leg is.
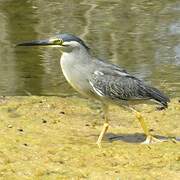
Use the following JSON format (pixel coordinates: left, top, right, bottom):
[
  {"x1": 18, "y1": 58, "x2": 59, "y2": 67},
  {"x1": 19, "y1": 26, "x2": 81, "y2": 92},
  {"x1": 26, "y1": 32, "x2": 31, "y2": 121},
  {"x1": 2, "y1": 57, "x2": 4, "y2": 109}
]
[
  {"x1": 135, "y1": 111, "x2": 150, "y2": 136},
  {"x1": 132, "y1": 108, "x2": 163, "y2": 144},
  {"x1": 96, "y1": 104, "x2": 109, "y2": 148},
  {"x1": 96, "y1": 123, "x2": 109, "y2": 148}
]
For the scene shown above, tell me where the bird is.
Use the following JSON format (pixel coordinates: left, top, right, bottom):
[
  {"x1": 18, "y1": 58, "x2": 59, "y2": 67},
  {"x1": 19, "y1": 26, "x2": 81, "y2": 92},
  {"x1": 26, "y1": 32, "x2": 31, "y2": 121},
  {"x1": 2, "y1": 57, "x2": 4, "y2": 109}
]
[{"x1": 17, "y1": 33, "x2": 170, "y2": 147}]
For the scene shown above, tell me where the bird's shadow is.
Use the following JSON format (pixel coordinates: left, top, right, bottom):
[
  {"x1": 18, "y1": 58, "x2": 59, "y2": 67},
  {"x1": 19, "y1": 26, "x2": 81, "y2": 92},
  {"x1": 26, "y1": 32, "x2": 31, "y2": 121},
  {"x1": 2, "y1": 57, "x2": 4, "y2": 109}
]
[{"x1": 104, "y1": 133, "x2": 180, "y2": 143}]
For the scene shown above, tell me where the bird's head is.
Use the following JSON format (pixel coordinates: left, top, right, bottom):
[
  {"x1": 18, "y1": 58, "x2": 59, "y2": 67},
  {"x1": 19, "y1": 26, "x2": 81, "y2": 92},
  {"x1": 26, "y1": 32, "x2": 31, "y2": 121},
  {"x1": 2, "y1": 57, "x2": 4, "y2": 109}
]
[{"x1": 17, "y1": 33, "x2": 89, "y2": 53}]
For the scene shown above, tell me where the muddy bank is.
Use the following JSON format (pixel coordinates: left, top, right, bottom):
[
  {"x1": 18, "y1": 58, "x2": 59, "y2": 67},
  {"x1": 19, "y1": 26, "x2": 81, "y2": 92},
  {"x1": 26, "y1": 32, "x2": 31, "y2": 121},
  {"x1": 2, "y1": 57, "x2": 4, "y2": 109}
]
[{"x1": 0, "y1": 96, "x2": 179, "y2": 179}]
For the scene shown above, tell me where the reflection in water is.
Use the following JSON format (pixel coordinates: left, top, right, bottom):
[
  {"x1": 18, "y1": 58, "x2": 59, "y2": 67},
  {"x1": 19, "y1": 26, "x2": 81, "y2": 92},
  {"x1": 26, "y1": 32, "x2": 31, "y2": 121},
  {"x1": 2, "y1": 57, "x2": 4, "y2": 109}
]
[
  {"x1": 0, "y1": 10, "x2": 18, "y2": 94},
  {"x1": 169, "y1": 22, "x2": 180, "y2": 35},
  {"x1": 0, "y1": 0, "x2": 179, "y2": 97},
  {"x1": 174, "y1": 44, "x2": 180, "y2": 65}
]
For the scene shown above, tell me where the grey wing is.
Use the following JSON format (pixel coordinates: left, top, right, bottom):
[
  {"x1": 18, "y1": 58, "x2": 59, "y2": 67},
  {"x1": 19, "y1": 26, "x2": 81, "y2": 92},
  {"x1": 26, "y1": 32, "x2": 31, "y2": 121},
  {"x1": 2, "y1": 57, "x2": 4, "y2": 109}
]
[
  {"x1": 89, "y1": 70, "x2": 151, "y2": 101},
  {"x1": 94, "y1": 59, "x2": 128, "y2": 75},
  {"x1": 89, "y1": 59, "x2": 170, "y2": 107}
]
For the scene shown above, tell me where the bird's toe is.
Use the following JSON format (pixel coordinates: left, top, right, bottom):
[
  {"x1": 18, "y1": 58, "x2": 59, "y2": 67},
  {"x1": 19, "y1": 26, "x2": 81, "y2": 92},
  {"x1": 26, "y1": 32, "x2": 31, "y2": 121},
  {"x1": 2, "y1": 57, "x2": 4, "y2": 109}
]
[{"x1": 141, "y1": 135, "x2": 167, "y2": 144}]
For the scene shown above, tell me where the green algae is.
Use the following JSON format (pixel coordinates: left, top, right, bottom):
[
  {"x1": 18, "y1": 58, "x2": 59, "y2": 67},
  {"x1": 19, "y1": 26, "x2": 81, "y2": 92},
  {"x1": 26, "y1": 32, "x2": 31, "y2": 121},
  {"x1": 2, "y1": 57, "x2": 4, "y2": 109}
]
[{"x1": 0, "y1": 96, "x2": 179, "y2": 179}]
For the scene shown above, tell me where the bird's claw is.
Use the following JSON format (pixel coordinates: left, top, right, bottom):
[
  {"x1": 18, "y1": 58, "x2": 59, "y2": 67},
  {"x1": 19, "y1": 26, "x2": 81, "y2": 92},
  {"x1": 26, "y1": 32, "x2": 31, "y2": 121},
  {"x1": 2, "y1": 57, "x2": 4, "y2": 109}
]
[{"x1": 142, "y1": 135, "x2": 166, "y2": 144}]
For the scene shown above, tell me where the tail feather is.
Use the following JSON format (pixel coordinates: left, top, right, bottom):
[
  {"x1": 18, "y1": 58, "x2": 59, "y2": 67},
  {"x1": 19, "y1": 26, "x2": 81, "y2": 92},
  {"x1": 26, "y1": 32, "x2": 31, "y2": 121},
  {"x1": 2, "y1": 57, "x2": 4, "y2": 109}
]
[{"x1": 145, "y1": 86, "x2": 170, "y2": 108}]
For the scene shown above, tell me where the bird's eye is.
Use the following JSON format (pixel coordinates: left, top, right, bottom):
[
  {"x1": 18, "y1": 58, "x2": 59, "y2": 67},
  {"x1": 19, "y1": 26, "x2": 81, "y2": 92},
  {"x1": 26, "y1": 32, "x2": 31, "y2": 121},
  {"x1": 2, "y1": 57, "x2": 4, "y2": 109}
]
[{"x1": 53, "y1": 39, "x2": 63, "y2": 45}]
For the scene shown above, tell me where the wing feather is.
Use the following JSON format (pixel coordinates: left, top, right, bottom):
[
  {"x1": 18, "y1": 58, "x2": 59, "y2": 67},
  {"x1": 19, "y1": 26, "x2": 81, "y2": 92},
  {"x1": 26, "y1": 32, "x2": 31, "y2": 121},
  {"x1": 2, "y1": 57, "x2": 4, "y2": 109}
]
[
  {"x1": 89, "y1": 60, "x2": 170, "y2": 107},
  {"x1": 89, "y1": 71, "x2": 146, "y2": 100}
]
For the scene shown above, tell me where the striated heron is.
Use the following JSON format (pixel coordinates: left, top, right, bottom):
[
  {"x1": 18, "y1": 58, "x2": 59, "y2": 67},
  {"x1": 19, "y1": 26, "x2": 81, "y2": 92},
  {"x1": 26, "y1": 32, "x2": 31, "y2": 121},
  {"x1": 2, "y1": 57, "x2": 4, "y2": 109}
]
[{"x1": 17, "y1": 34, "x2": 170, "y2": 147}]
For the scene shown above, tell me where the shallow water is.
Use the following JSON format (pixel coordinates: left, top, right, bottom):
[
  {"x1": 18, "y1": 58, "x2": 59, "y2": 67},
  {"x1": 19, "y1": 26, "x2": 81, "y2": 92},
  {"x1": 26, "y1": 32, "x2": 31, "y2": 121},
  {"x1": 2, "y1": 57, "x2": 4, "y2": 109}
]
[{"x1": 0, "y1": 0, "x2": 180, "y2": 97}]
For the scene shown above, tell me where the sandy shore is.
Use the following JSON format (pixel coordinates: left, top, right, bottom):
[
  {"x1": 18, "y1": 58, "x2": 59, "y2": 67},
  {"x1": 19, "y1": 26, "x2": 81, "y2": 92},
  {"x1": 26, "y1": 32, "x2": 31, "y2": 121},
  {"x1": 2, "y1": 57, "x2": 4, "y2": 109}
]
[{"x1": 0, "y1": 96, "x2": 179, "y2": 179}]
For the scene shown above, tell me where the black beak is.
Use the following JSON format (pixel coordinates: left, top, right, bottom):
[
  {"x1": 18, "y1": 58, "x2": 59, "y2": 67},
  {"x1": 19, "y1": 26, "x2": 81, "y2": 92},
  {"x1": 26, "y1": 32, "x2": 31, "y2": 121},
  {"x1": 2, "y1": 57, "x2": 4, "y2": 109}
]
[{"x1": 17, "y1": 39, "x2": 55, "y2": 47}]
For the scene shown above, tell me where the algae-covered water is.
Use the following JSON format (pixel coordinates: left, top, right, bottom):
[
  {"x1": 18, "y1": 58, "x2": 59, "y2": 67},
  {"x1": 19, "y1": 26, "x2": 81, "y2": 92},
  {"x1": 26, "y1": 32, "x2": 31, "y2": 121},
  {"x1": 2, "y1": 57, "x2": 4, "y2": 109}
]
[
  {"x1": 0, "y1": 0, "x2": 180, "y2": 96},
  {"x1": 0, "y1": 96, "x2": 179, "y2": 179}
]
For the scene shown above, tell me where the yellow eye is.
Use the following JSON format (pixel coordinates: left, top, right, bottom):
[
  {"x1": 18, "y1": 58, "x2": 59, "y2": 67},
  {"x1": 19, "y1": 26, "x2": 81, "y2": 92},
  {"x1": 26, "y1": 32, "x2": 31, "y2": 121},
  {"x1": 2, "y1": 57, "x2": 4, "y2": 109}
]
[{"x1": 53, "y1": 39, "x2": 63, "y2": 45}]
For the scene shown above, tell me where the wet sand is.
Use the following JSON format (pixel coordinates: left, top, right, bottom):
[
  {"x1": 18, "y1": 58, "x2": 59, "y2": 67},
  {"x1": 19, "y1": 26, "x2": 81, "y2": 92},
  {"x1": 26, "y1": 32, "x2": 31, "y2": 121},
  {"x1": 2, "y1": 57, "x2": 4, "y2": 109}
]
[{"x1": 0, "y1": 96, "x2": 179, "y2": 179}]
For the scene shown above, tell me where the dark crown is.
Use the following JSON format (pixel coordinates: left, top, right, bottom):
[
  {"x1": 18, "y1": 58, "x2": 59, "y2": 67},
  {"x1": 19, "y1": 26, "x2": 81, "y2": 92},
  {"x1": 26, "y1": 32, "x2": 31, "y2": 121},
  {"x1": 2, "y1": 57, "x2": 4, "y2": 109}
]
[{"x1": 57, "y1": 33, "x2": 89, "y2": 50}]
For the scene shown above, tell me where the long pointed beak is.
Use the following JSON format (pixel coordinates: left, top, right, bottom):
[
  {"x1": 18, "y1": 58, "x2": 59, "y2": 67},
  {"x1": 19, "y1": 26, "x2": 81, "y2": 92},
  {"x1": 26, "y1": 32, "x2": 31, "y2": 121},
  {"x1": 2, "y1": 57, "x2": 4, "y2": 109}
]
[
  {"x1": 17, "y1": 39, "x2": 55, "y2": 47},
  {"x1": 17, "y1": 37, "x2": 64, "y2": 47}
]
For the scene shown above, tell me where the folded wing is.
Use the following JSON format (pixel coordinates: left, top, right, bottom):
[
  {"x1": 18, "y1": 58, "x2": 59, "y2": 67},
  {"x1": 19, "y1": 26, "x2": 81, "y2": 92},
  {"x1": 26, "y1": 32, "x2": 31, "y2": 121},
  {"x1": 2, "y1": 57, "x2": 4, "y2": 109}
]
[{"x1": 89, "y1": 68, "x2": 170, "y2": 107}]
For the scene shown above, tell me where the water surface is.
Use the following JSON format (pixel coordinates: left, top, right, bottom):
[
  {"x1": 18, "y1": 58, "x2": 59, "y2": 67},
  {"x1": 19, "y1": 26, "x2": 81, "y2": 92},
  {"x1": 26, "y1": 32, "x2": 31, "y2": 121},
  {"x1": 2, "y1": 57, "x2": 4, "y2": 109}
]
[{"x1": 0, "y1": 0, "x2": 180, "y2": 97}]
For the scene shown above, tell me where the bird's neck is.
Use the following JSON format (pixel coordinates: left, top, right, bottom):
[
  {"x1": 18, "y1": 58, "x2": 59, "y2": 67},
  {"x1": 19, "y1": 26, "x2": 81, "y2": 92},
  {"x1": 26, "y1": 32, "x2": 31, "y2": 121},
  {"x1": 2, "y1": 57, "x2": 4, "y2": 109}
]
[
  {"x1": 60, "y1": 48, "x2": 91, "y2": 66},
  {"x1": 59, "y1": 48, "x2": 93, "y2": 97}
]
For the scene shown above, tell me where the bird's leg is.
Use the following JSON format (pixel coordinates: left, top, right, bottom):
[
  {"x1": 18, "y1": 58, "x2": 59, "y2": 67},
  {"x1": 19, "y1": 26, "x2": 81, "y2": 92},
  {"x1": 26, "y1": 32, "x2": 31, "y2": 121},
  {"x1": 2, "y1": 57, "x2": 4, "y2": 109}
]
[
  {"x1": 130, "y1": 108, "x2": 162, "y2": 144},
  {"x1": 96, "y1": 104, "x2": 109, "y2": 148}
]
